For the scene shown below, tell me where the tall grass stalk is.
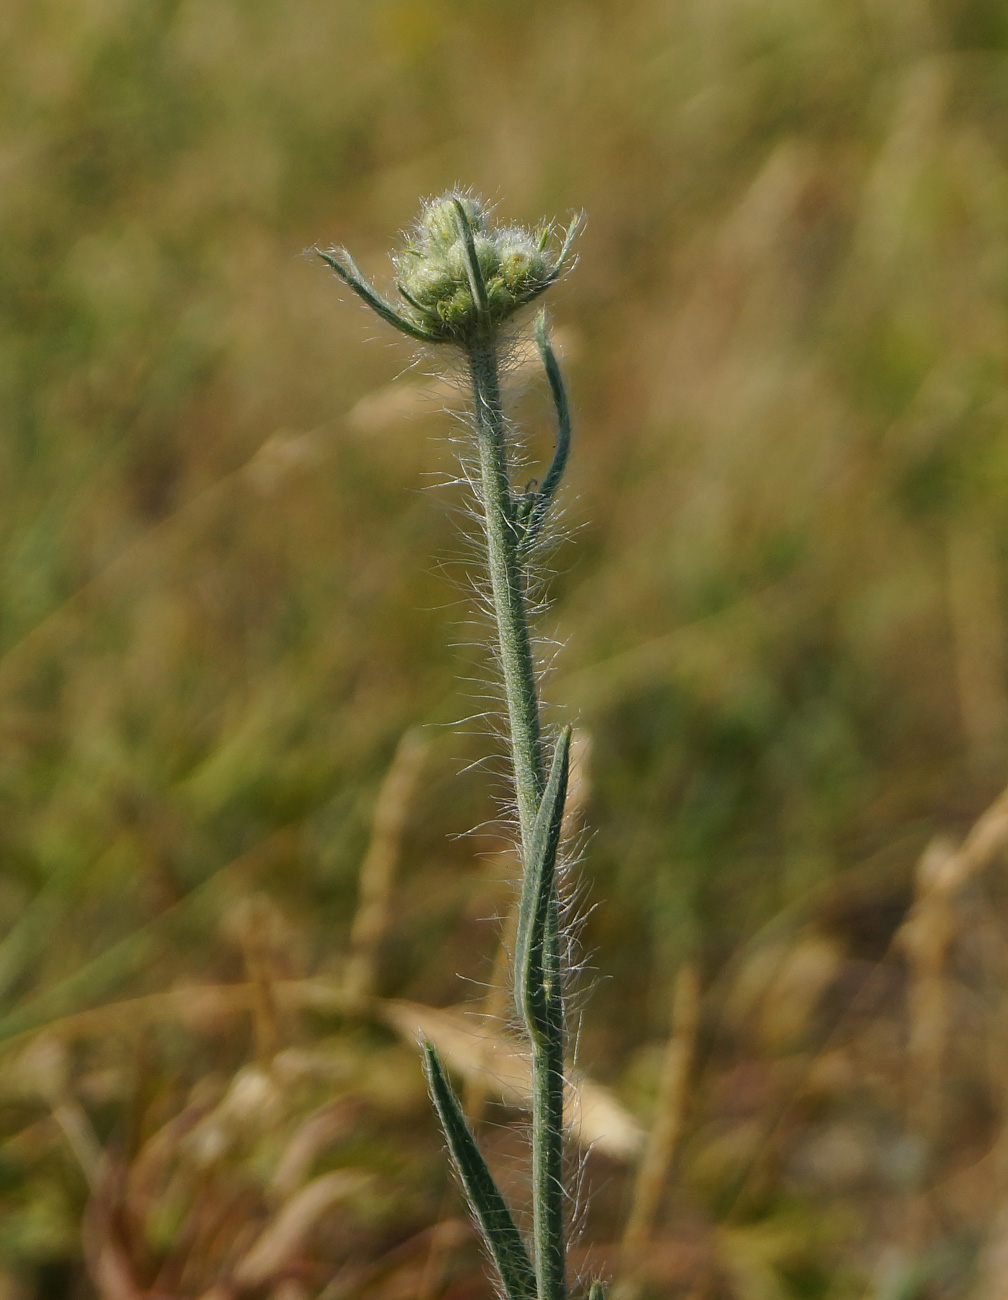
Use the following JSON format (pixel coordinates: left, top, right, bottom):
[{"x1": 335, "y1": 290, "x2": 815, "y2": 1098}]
[{"x1": 317, "y1": 192, "x2": 591, "y2": 1300}]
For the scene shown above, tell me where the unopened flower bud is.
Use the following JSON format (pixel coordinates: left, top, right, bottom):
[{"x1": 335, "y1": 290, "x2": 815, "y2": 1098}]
[
  {"x1": 320, "y1": 189, "x2": 578, "y2": 345},
  {"x1": 397, "y1": 254, "x2": 455, "y2": 308},
  {"x1": 419, "y1": 195, "x2": 488, "y2": 250},
  {"x1": 497, "y1": 229, "x2": 548, "y2": 294},
  {"x1": 435, "y1": 286, "x2": 475, "y2": 325},
  {"x1": 445, "y1": 234, "x2": 501, "y2": 284}
]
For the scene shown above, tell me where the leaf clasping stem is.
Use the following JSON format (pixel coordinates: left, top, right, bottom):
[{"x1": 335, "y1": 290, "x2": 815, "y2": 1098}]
[{"x1": 514, "y1": 729, "x2": 571, "y2": 1300}]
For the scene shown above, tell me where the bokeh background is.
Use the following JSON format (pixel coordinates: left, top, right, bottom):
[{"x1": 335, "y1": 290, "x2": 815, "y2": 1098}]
[{"x1": 4, "y1": 1, "x2": 1008, "y2": 1296}]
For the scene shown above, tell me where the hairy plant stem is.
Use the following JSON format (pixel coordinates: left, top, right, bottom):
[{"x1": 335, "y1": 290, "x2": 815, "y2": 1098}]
[
  {"x1": 320, "y1": 193, "x2": 582, "y2": 1300},
  {"x1": 467, "y1": 333, "x2": 568, "y2": 1300},
  {"x1": 468, "y1": 337, "x2": 545, "y2": 837},
  {"x1": 528, "y1": 905, "x2": 567, "y2": 1300}
]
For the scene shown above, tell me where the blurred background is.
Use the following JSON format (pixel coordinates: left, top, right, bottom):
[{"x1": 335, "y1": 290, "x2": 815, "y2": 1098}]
[{"x1": 3, "y1": 0, "x2": 1008, "y2": 1296}]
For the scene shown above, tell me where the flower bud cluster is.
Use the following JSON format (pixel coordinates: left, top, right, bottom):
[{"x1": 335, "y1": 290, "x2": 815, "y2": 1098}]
[
  {"x1": 317, "y1": 190, "x2": 578, "y2": 348},
  {"x1": 394, "y1": 192, "x2": 553, "y2": 338}
]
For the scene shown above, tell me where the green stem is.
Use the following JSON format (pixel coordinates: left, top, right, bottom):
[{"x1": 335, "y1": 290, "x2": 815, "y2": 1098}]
[
  {"x1": 466, "y1": 334, "x2": 567, "y2": 1300},
  {"x1": 530, "y1": 894, "x2": 567, "y2": 1300},
  {"x1": 467, "y1": 337, "x2": 545, "y2": 847}
]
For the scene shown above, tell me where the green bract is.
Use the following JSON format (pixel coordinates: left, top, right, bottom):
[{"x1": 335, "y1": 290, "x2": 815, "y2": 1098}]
[{"x1": 316, "y1": 190, "x2": 580, "y2": 345}]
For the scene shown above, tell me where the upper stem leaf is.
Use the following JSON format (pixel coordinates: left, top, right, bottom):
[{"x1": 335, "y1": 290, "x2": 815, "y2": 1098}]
[
  {"x1": 514, "y1": 727, "x2": 572, "y2": 1040},
  {"x1": 520, "y1": 314, "x2": 571, "y2": 555}
]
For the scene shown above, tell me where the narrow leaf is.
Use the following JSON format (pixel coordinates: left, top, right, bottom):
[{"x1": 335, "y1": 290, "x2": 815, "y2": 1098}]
[
  {"x1": 520, "y1": 314, "x2": 571, "y2": 554},
  {"x1": 315, "y1": 247, "x2": 442, "y2": 343},
  {"x1": 514, "y1": 727, "x2": 571, "y2": 1036},
  {"x1": 423, "y1": 1042, "x2": 538, "y2": 1300}
]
